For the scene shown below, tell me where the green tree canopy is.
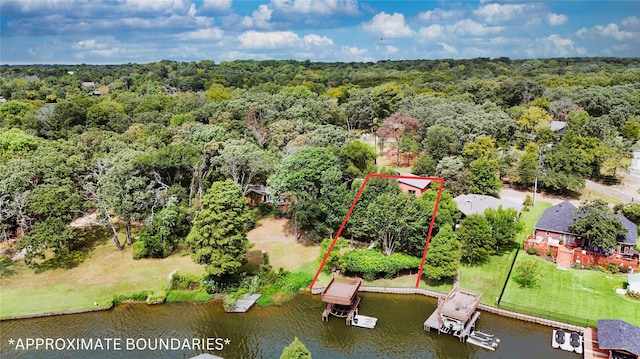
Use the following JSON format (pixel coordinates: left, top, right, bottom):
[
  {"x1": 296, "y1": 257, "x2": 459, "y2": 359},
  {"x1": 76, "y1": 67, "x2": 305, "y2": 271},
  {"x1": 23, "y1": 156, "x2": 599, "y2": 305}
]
[
  {"x1": 458, "y1": 214, "x2": 494, "y2": 265},
  {"x1": 187, "y1": 180, "x2": 252, "y2": 277},
  {"x1": 280, "y1": 337, "x2": 312, "y2": 359},
  {"x1": 570, "y1": 200, "x2": 625, "y2": 252},
  {"x1": 423, "y1": 224, "x2": 460, "y2": 281}
]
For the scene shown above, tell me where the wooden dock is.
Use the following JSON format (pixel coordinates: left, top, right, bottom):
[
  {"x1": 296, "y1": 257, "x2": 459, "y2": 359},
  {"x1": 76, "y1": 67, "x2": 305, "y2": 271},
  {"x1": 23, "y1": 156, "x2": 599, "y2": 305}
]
[
  {"x1": 583, "y1": 327, "x2": 609, "y2": 359},
  {"x1": 226, "y1": 294, "x2": 261, "y2": 313}
]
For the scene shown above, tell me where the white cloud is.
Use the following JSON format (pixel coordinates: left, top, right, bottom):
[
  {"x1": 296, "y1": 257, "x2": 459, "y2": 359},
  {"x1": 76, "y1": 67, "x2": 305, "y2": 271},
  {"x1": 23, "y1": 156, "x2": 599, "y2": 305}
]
[
  {"x1": 340, "y1": 45, "x2": 373, "y2": 62},
  {"x1": 271, "y1": 0, "x2": 359, "y2": 16},
  {"x1": 238, "y1": 30, "x2": 299, "y2": 49},
  {"x1": 237, "y1": 30, "x2": 333, "y2": 50},
  {"x1": 578, "y1": 19, "x2": 639, "y2": 42},
  {"x1": 547, "y1": 13, "x2": 568, "y2": 26},
  {"x1": 621, "y1": 16, "x2": 640, "y2": 29},
  {"x1": 417, "y1": 20, "x2": 502, "y2": 43},
  {"x1": 449, "y1": 19, "x2": 503, "y2": 37},
  {"x1": 178, "y1": 27, "x2": 224, "y2": 40},
  {"x1": 438, "y1": 42, "x2": 458, "y2": 56},
  {"x1": 200, "y1": 0, "x2": 232, "y2": 12},
  {"x1": 418, "y1": 24, "x2": 444, "y2": 42},
  {"x1": 361, "y1": 12, "x2": 414, "y2": 38},
  {"x1": 302, "y1": 34, "x2": 334, "y2": 47},
  {"x1": 383, "y1": 45, "x2": 398, "y2": 55},
  {"x1": 118, "y1": 0, "x2": 191, "y2": 14},
  {"x1": 537, "y1": 34, "x2": 576, "y2": 57},
  {"x1": 241, "y1": 4, "x2": 273, "y2": 29},
  {"x1": 418, "y1": 8, "x2": 464, "y2": 23},
  {"x1": 473, "y1": 3, "x2": 540, "y2": 25}
]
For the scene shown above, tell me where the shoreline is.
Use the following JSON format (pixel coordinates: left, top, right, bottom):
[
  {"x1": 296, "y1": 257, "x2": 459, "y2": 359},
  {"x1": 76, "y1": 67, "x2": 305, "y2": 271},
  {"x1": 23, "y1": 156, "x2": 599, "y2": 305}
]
[{"x1": 3, "y1": 285, "x2": 586, "y2": 333}]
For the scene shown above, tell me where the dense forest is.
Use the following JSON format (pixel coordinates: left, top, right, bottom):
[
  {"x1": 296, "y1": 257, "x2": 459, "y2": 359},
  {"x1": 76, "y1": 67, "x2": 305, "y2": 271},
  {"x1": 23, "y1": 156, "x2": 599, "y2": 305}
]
[{"x1": 1, "y1": 57, "x2": 639, "y2": 283}]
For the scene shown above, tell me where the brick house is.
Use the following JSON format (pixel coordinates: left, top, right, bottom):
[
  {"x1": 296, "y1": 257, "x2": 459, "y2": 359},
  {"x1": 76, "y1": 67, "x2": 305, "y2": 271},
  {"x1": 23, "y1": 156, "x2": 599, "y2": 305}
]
[{"x1": 525, "y1": 201, "x2": 639, "y2": 270}]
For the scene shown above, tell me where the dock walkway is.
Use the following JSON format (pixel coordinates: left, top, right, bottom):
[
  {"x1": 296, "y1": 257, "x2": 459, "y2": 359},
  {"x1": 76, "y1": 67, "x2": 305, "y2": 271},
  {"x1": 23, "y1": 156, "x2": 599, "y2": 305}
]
[{"x1": 226, "y1": 294, "x2": 261, "y2": 313}]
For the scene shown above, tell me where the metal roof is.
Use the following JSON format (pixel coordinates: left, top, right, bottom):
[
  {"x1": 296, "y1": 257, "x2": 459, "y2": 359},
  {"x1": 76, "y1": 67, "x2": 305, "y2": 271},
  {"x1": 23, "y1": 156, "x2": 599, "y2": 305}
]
[{"x1": 396, "y1": 174, "x2": 431, "y2": 190}]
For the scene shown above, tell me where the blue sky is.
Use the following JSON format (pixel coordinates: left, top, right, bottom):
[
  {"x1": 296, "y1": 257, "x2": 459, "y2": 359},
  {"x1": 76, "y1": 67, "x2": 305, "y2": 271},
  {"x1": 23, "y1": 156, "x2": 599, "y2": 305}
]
[{"x1": 1, "y1": 0, "x2": 639, "y2": 64}]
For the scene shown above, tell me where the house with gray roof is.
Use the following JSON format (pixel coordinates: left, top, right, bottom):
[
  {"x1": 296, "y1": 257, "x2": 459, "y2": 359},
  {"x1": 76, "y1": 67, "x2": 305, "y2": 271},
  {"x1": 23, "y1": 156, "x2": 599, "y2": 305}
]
[
  {"x1": 454, "y1": 194, "x2": 522, "y2": 217},
  {"x1": 597, "y1": 319, "x2": 640, "y2": 359},
  {"x1": 533, "y1": 201, "x2": 638, "y2": 253},
  {"x1": 396, "y1": 174, "x2": 431, "y2": 197},
  {"x1": 533, "y1": 201, "x2": 581, "y2": 246}
]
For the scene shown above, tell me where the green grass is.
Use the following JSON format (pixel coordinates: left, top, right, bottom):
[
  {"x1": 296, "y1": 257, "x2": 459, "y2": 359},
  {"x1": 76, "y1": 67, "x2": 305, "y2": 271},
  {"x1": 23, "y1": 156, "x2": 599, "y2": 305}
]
[
  {"x1": 515, "y1": 201, "x2": 553, "y2": 245},
  {"x1": 501, "y1": 253, "x2": 639, "y2": 327},
  {"x1": 166, "y1": 289, "x2": 213, "y2": 302},
  {"x1": 459, "y1": 249, "x2": 517, "y2": 305},
  {"x1": 457, "y1": 201, "x2": 551, "y2": 305},
  {"x1": 0, "y1": 229, "x2": 205, "y2": 319}
]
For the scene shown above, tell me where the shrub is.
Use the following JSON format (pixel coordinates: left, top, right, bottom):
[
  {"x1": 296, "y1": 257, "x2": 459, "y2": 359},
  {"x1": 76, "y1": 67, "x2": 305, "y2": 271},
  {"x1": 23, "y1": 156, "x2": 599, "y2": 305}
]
[
  {"x1": 112, "y1": 291, "x2": 152, "y2": 305},
  {"x1": 318, "y1": 237, "x2": 348, "y2": 274},
  {"x1": 525, "y1": 246, "x2": 539, "y2": 255},
  {"x1": 132, "y1": 240, "x2": 147, "y2": 260},
  {"x1": 608, "y1": 263, "x2": 619, "y2": 273},
  {"x1": 168, "y1": 273, "x2": 202, "y2": 290},
  {"x1": 340, "y1": 249, "x2": 421, "y2": 281}
]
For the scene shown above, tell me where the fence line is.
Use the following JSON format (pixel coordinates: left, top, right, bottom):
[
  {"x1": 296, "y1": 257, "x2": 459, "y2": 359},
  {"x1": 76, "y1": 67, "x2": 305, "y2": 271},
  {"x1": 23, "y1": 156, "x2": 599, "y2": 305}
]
[{"x1": 310, "y1": 285, "x2": 587, "y2": 331}]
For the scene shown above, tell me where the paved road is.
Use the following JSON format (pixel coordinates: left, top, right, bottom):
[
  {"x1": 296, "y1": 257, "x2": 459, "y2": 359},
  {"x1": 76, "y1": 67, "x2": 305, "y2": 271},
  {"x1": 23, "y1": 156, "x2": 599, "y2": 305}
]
[{"x1": 585, "y1": 177, "x2": 640, "y2": 204}]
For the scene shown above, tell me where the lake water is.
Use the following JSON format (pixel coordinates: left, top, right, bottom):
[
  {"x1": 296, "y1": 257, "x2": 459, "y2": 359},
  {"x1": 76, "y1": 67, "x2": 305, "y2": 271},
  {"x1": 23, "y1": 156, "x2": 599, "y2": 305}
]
[{"x1": 0, "y1": 292, "x2": 580, "y2": 358}]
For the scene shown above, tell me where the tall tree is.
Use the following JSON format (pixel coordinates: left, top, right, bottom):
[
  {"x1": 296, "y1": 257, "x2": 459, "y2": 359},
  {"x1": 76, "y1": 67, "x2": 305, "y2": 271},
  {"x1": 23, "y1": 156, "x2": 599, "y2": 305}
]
[
  {"x1": 570, "y1": 200, "x2": 625, "y2": 252},
  {"x1": 468, "y1": 157, "x2": 501, "y2": 196},
  {"x1": 458, "y1": 214, "x2": 494, "y2": 265},
  {"x1": 423, "y1": 224, "x2": 461, "y2": 281},
  {"x1": 216, "y1": 139, "x2": 275, "y2": 195},
  {"x1": 376, "y1": 112, "x2": 422, "y2": 166},
  {"x1": 187, "y1": 180, "x2": 252, "y2": 277},
  {"x1": 99, "y1": 150, "x2": 154, "y2": 245},
  {"x1": 268, "y1": 147, "x2": 342, "y2": 240},
  {"x1": 484, "y1": 206, "x2": 523, "y2": 246}
]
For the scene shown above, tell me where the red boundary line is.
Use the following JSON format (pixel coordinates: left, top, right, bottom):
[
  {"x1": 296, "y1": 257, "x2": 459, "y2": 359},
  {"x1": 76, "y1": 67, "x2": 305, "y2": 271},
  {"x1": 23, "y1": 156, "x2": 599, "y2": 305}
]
[{"x1": 310, "y1": 174, "x2": 445, "y2": 289}]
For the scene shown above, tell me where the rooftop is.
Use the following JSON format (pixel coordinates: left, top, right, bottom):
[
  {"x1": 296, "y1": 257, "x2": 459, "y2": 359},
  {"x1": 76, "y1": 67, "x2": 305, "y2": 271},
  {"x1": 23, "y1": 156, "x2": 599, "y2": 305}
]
[
  {"x1": 597, "y1": 319, "x2": 640, "y2": 356},
  {"x1": 534, "y1": 201, "x2": 578, "y2": 234},
  {"x1": 454, "y1": 194, "x2": 522, "y2": 217},
  {"x1": 615, "y1": 214, "x2": 638, "y2": 246},
  {"x1": 396, "y1": 174, "x2": 431, "y2": 190},
  {"x1": 549, "y1": 121, "x2": 567, "y2": 132},
  {"x1": 321, "y1": 277, "x2": 361, "y2": 306},
  {"x1": 438, "y1": 287, "x2": 482, "y2": 322}
]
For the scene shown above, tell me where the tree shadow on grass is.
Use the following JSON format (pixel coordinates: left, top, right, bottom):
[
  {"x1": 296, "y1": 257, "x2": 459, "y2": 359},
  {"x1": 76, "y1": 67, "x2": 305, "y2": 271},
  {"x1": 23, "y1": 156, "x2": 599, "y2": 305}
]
[
  {"x1": 0, "y1": 255, "x2": 17, "y2": 277},
  {"x1": 34, "y1": 226, "x2": 109, "y2": 273}
]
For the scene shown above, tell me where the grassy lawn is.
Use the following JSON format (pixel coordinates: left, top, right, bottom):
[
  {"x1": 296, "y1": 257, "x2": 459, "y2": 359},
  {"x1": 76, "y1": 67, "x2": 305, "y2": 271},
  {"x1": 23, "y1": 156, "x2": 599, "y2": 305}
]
[
  {"x1": 515, "y1": 201, "x2": 552, "y2": 244},
  {"x1": 501, "y1": 253, "x2": 639, "y2": 327},
  {"x1": 0, "y1": 231, "x2": 204, "y2": 319},
  {"x1": 457, "y1": 201, "x2": 552, "y2": 305},
  {"x1": 459, "y1": 249, "x2": 517, "y2": 305}
]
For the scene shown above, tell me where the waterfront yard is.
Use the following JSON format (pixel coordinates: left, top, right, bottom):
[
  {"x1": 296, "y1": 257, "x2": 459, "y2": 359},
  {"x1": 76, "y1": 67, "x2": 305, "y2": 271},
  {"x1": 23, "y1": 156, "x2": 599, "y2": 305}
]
[
  {"x1": 501, "y1": 253, "x2": 639, "y2": 326},
  {"x1": 0, "y1": 231, "x2": 204, "y2": 319},
  {"x1": 458, "y1": 201, "x2": 553, "y2": 305}
]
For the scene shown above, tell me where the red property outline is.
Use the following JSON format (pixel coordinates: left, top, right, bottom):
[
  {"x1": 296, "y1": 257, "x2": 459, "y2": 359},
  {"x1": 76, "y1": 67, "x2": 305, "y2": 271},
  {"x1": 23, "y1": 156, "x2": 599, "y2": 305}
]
[{"x1": 311, "y1": 174, "x2": 445, "y2": 289}]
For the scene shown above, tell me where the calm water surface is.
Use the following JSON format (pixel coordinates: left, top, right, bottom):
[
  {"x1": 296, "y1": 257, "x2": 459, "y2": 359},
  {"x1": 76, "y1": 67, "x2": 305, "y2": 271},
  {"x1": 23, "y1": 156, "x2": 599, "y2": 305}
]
[{"x1": 0, "y1": 292, "x2": 580, "y2": 358}]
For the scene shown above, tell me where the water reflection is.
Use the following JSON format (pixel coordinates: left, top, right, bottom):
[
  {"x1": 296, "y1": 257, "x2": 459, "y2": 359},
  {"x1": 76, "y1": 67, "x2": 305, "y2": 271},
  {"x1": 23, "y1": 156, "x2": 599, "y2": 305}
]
[{"x1": 0, "y1": 292, "x2": 580, "y2": 358}]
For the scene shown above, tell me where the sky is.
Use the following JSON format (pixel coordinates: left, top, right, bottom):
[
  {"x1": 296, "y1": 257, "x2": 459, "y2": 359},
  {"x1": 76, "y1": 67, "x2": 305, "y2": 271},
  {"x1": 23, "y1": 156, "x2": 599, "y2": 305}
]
[{"x1": 1, "y1": 0, "x2": 639, "y2": 64}]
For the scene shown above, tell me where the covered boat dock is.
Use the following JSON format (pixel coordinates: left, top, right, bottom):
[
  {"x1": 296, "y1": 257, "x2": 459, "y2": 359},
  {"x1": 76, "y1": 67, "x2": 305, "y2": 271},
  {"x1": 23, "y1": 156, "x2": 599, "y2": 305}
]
[{"x1": 321, "y1": 277, "x2": 362, "y2": 325}]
